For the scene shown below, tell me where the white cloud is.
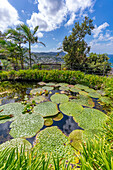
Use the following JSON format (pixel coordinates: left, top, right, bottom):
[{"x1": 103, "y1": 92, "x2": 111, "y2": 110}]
[
  {"x1": 27, "y1": 0, "x2": 95, "y2": 32},
  {"x1": 0, "y1": 0, "x2": 22, "y2": 32},
  {"x1": 65, "y1": 13, "x2": 76, "y2": 26},
  {"x1": 92, "y1": 22, "x2": 109, "y2": 38},
  {"x1": 36, "y1": 31, "x2": 43, "y2": 38}
]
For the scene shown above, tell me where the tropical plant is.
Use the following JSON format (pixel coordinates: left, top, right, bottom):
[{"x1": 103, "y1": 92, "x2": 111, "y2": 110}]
[{"x1": 17, "y1": 24, "x2": 45, "y2": 68}]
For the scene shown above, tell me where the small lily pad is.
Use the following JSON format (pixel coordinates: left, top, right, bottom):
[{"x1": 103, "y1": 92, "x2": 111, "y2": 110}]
[
  {"x1": 0, "y1": 138, "x2": 32, "y2": 151},
  {"x1": 30, "y1": 96, "x2": 46, "y2": 103},
  {"x1": 30, "y1": 88, "x2": 44, "y2": 95},
  {"x1": 69, "y1": 130, "x2": 83, "y2": 151},
  {"x1": 50, "y1": 94, "x2": 69, "y2": 104},
  {"x1": 59, "y1": 101, "x2": 83, "y2": 116},
  {"x1": 10, "y1": 114, "x2": 44, "y2": 138},
  {"x1": 45, "y1": 83, "x2": 56, "y2": 86},
  {"x1": 74, "y1": 84, "x2": 89, "y2": 90},
  {"x1": 0, "y1": 103, "x2": 24, "y2": 124},
  {"x1": 42, "y1": 86, "x2": 54, "y2": 91},
  {"x1": 44, "y1": 118, "x2": 53, "y2": 126},
  {"x1": 79, "y1": 91, "x2": 89, "y2": 96},
  {"x1": 70, "y1": 87, "x2": 81, "y2": 93},
  {"x1": 99, "y1": 97, "x2": 113, "y2": 105},
  {"x1": 53, "y1": 112, "x2": 63, "y2": 121},
  {"x1": 38, "y1": 82, "x2": 46, "y2": 86},
  {"x1": 34, "y1": 102, "x2": 58, "y2": 117},
  {"x1": 56, "y1": 83, "x2": 69, "y2": 87},
  {"x1": 84, "y1": 88, "x2": 96, "y2": 93},
  {"x1": 59, "y1": 86, "x2": 69, "y2": 91},
  {"x1": 88, "y1": 92, "x2": 101, "y2": 98}
]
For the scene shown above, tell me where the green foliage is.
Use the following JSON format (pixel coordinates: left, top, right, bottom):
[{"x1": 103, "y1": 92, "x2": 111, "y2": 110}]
[
  {"x1": 9, "y1": 113, "x2": 44, "y2": 138},
  {"x1": 63, "y1": 17, "x2": 94, "y2": 70},
  {"x1": 50, "y1": 94, "x2": 69, "y2": 104},
  {"x1": 59, "y1": 101, "x2": 83, "y2": 116},
  {"x1": 34, "y1": 101, "x2": 58, "y2": 117}
]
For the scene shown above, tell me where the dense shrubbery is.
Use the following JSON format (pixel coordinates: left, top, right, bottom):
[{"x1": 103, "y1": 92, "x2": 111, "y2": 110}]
[{"x1": 0, "y1": 69, "x2": 113, "y2": 99}]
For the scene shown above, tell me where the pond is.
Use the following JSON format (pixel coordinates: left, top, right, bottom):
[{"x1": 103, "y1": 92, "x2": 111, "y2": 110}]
[{"x1": 0, "y1": 81, "x2": 112, "y2": 150}]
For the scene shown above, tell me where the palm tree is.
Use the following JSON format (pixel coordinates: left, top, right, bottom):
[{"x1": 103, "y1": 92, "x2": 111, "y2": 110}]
[{"x1": 17, "y1": 24, "x2": 45, "y2": 68}]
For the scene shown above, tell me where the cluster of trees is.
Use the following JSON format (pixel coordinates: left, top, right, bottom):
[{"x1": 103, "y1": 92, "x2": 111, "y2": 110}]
[
  {"x1": 0, "y1": 25, "x2": 45, "y2": 70},
  {"x1": 62, "y1": 17, "x2": 111, "y2": 75}
]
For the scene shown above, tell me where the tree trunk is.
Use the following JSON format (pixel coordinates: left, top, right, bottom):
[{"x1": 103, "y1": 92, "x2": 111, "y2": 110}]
[{"x1": 29, "y1": 41, "x2": 31, "y2": 68}]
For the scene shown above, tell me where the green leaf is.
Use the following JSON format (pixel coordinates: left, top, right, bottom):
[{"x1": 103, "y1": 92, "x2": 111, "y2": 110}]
[
  {"x1": 9, "y1": 114, "x2": 44, "y2": 138},
  {"x1": 73, "y1": 108, "x2": 107, "y2": 130},
  {"x1": 0, "y1": 103, "x2": 24, "y2": 123},
  {"x1": 34, "y1": 101, "x2": 58, "y2": 117},
  {"x1": 72, "y1": 95, "x2": 94, "y2": 107},
  {"x1": 30, "y1": 88, "x2": 44, "y2": 95},
  {"x1": 42, "y1": 86, "x2": 54, "y2": 91},
  {"x1": 50, "y1": 94, "x2": 69, "y2": 104},
  {"x1": 59, "y1": 101, "x2": 83, "y2": 116}
]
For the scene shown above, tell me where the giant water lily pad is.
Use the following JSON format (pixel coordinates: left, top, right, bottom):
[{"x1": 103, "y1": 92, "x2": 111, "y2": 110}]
[
  {"x1": 69, "y1": 130, "x2": 83, "y2": 151},
  {"x1": 59, "y1": 101, "x2": 83, "y2": 116},
  {"x1": 56, "y1": 83, "x2": 69, "y2": 87},
  {"x1": 42, "y1": 86, "x2": 54, "y2": 91},
  {"x1": 0, "y1": 138, "x2": 32, "y2": 151},
  {"x1": 45, "y1": 82, "x2": 56, "y2": 86},
  {"x1": 70, "y1": 87, "x2": 81, "y2": 93},
  {"x1": 30, "y1": 88, "x2": 44, "y2": 95},
  {"x1": 84, "y1": 88, "x2": 96, "y2": 93},
  {"x1": 34, "y1": 102, "x2": 58, "y2": 117},
  {"x1": 73, "y1": 108, "x2": 107, "y2": 130},
  {"x1": 99, "y1": 97, "x2": 113, "y2": 105},
  {"x1": 10, "y1": 114, "x2": 44, "y2": 138},
  {"x1": 0, "y1": 103, "x2": 24, "y2": 123},
  {"x1": 74, "y1": 84, "x2": 89, "y2": 90},
  {"x1": 30, "y1": 96, "x2": 46, "y2": 103},
  {"x1": 83, "y1": 129, "x2": 102, "y2": 140},
  {"x1": 72, "y1": 95, "x2": 94, "y2": 107},
  {"x1": 79, "y1": 91, "x2": 89, "y2": 96},
  {"x1": 59, "y1": 86, "x2": 69, "y2": 91},
  {"x1": 50, "y1": 94, "x2": 69, "y2": 104},
  {"x1": 88, "y1": 92, "x2": 101, "y2": 98},
  {"x1": 35, "y1": 126, "x2": 75, "y2": 160}
]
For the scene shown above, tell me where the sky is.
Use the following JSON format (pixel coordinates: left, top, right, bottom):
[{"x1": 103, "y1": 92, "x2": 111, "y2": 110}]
[{"x1": 0, "y1": 0, "x2": 113, "y2": 54}]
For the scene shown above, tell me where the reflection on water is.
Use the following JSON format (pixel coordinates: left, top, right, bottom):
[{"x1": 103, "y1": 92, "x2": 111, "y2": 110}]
[{"x1": 0, "y1": 81, "x2": 106, "y2": 145}]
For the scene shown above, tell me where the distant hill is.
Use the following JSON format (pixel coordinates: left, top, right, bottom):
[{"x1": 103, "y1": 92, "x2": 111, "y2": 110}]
[{"x1": 32, "y1": 52, "x2": 66, "y2": 64}]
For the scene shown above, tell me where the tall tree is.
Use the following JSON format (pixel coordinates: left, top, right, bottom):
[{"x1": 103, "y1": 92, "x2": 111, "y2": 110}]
[
  {"x1": 17, "y1": 24, "x2": 45, "y2": 68},
  {"x1": 62, "y1": 17, "x2": 94, "y2": 70}
]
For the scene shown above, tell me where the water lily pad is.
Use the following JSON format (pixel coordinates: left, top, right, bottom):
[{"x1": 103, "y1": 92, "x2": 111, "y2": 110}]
[
  {"x1": 35, "y1": 126, "x2": 75, "y2": 160},
  {"x1": 56, "y1": 83, "x2": 69, "y2": 87},
  {"x1": 84, "y1": 88, "x2": 96, "y2": 93},
  {"x1": 51, "y1": 94, "x2": 69, "y2": 104},
  {"x1": 97, "y1": 90, "x2": 106, "y2": 96},
  {"x1": 88, "y1": 92, "x2": 101, "y2": 98},
  {"x1": 44, "y1": 118, "x2": 53, "y2": 126},
  {"x1": 73, "y1": 108, "x2": 107, "y2": 130},
  {"x1": 53, "y1": 112, "x2": 63, "y2": 121},
  {"x1": 74, "y1": 84, "x2": 89, "y2": 90},
  {"x1": 73, "y1": 95, "x2": 94, "y2": 107},
  {"x1": 83, "y1": 129, "x2": 102, "y2": 140},
  {"x1": 42, "y1": 86, "x2": 54, "y2": 91},
  {"x1": 79, "y1": 91, "x2": 89, "y2": 96},
  {"x1": 0, "y1": 138, "x2": 32, "y2": 151},
  {"x1": 10, "y1": 114, "x2": 44, "y2": 138},
  {"x1": 59, "y1": 86, "x2": 69, "y2": 91},
  {"x1": 34, "y1": 102, "x2": 58, "y2": 117},
  {"x1": 59, "y1": 101, "x2": 83, "y2": 116},
  {"x1": 70, "y1": 87, "x2": 81, "y2": 93},
  {"x1": 99, "y1": 97, "x2": 113, "y2": 105},
  {"x1": 30, "y1": 88, "x2": 44, "y2": 95},
  {"x1": 45, "y1": 82, "x2": 56, "y2": 86},
  {"x1": 30, "y1": 96, "x2": 46, "y2": 103},
  {"x1": 38, "y1": 82, "x2": 46, "y2": 86},
  {"x1": 0, "y1": 103, "x2": 24, "y2": 123},
  {"x1": 69, "y1": 130, "x2": 83, "y2": 151}
]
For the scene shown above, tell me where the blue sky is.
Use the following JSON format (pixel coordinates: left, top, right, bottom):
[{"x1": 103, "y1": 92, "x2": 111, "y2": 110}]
[{"x1": 0, "y1": 0, "x2": 113, "y2": 54}]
